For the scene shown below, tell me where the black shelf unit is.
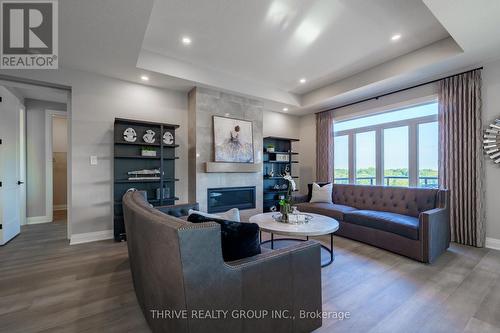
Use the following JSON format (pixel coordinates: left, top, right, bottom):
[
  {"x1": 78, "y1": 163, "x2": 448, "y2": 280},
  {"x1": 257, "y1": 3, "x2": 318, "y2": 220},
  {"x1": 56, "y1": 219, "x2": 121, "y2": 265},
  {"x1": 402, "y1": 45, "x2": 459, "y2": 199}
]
[
  {"x1": 262, "y1": 136, "x2": 299, "y2": 212},
  {"x1": 113, "y1": 118, "x2": 179, "y2": 241}
]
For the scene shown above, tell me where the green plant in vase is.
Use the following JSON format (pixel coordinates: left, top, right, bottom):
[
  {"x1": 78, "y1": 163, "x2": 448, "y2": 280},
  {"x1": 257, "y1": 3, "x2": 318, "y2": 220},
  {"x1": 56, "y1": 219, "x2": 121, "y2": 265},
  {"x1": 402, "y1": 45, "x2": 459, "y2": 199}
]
[
  {"x1": 279, "y1": 172, "x2": 296, "y2": 222},
  {"x1": 141, "y1": 147, "x2": 157, "y2": 157}
]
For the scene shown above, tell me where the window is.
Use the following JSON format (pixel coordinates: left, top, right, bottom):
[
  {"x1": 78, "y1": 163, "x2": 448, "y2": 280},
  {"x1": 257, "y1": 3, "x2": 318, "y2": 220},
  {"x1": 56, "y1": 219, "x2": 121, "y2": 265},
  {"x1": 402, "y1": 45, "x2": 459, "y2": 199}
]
[
  {"x1": 418, "y1": 122, "x2": 439, "y2": 188},
  {"x1": 333, "y1": 101, "x2": 438, "y2": 188},
  {"x1": 384, "y1": 126, "x2": 409, "y2": 186},
  {"x1": 333, "y1": 135, "x2": 349, "y2": 184},
  {"x1": 355, "y1": 131, "x2": 376, "y2": 185}
]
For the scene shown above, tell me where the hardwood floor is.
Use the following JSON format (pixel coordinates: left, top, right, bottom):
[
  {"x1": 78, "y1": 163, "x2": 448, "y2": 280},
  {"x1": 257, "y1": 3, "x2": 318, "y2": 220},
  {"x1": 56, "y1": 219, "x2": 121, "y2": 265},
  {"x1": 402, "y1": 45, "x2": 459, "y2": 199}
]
[{"x1": 1, "y1": 220, "x2": 500, "y2": 333}]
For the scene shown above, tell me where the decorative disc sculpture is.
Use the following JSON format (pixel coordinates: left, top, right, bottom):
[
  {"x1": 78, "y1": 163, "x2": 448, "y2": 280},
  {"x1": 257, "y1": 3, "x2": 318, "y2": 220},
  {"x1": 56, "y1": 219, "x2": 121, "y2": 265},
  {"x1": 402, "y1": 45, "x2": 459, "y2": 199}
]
[
  {"x1": 163, "y1": 131, "x2": 174, "y2": 145},
  {"x1": 123, "y1": 128, "x2": 137, "y2": 142},
  {"x1": 143, "y1": 130, "x2": 156, "y2": 144},
  {"x1": 484, "y1": 119, "x2": 500, "y2": 164}
]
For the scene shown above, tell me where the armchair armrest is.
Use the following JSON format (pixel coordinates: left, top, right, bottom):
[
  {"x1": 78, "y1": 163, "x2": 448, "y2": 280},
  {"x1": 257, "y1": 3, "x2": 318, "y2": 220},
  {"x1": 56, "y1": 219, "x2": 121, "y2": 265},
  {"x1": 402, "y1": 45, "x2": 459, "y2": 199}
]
[
  {"x1": 226, "y1": 240, "x2": 320, "y2": 268},
  {"x1": 419, "y1": 207, "x2": 450, "y2": 263}
]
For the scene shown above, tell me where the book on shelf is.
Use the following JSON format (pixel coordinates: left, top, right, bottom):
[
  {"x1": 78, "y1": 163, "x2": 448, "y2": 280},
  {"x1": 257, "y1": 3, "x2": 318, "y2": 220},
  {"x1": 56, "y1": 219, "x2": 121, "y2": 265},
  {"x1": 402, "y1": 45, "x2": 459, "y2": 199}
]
[{"x1": 127, "y1": 176, "x2": 160, "y2": 180}]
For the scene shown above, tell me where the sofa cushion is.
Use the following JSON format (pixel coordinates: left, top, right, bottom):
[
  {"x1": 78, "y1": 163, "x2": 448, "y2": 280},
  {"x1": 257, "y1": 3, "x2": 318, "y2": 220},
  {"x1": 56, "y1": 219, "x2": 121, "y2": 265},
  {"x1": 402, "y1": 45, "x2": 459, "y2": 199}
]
[
  {"x1": 187, "y1": 213, "x2": 261, "y2": 261},
  {"x1": 307, "y1": 182, "x2": 331, "y2": 202},
  {"x1": 310, "y1": 182, "x2": 333, "y2": 203},
  {"x1": 344, "y1": 210, "x2": 419, "y2": 240},
  {"x1": 296, "y1": 202, "x2": 357, "y2": 221}
]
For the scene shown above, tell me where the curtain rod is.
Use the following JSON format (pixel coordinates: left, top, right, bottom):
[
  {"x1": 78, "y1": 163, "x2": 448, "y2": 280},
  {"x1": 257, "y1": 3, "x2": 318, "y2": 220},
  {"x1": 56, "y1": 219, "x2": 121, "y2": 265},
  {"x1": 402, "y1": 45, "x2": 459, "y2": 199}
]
[{"x1": 316, "y1": 66, "x2": 484, "y2": 114}]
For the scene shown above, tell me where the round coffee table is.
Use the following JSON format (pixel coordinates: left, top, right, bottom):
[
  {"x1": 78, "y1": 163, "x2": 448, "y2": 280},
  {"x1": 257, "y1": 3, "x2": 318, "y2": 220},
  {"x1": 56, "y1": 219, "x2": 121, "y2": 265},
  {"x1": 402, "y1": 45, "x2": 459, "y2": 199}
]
[{"x1": 249, "y1": 212, "x2": 339, "y2": 267}]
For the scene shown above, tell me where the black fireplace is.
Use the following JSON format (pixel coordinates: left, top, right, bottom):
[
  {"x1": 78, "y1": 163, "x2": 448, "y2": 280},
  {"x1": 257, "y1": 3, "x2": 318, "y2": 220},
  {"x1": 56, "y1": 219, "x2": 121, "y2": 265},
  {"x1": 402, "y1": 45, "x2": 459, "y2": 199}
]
[{"x1": 207, "y1": 186, "x2": 256, "y2": 213}]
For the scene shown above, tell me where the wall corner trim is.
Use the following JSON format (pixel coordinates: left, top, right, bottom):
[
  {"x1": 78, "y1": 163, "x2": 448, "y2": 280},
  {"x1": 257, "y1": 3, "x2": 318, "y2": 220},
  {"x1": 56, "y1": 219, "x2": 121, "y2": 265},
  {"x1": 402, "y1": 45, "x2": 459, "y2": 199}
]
[
  {"x1": 70, "y1": 230, "x2": 113, "y2": 245},
  {"x1": 485, "y1": 237, "x2": 500, "y2": 251}
]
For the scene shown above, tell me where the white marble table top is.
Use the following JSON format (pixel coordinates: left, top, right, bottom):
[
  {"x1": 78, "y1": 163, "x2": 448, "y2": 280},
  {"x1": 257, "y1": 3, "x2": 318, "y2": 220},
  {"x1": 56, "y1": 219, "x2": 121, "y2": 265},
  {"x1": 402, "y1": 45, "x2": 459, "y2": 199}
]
[{"x1": 249, "y1": 212, "x2": 339, "y2": 237}]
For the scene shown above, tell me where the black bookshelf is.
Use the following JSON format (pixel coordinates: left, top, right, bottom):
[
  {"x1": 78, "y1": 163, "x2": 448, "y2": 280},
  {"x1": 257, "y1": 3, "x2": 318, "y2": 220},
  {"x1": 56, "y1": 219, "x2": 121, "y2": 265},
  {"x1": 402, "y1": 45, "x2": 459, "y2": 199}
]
[
  {"x1": 113, "y1": 118, "x2": 179, "y2": 241},
  {"x1": 262, "y1": 136, "x2": 299, "y2": 212}
]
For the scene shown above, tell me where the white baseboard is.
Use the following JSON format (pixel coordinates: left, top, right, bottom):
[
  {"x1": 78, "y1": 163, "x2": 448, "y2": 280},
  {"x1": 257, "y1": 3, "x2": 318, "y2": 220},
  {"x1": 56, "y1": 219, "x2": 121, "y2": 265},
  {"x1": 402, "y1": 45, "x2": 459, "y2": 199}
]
[
  {"x1": 27, "y1": 216, "x2": 52, "y2": 224},
  {"x1": 485, "y1": 237, "x2": 500, "y2": 251},
  {"x1": 53, "y1": 205, "x2": 67, "y2": 211},
  {"x1": 70, "y1": 230, "x2": 113, "y2": 245}
]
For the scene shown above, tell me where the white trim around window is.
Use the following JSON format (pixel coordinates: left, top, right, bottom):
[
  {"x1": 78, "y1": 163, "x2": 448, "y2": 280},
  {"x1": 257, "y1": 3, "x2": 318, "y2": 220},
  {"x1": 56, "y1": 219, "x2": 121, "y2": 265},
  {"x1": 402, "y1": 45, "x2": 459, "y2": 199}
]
[{"x1": 333, "y1": 101, "x2": 439, "y2": 187}]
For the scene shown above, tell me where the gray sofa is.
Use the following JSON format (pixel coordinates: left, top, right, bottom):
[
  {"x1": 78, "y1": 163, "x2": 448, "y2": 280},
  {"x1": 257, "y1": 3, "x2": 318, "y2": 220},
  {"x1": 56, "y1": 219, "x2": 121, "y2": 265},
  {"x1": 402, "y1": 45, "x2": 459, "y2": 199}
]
[
  {"x1": 295, "y1": 184, "x2": 450, "y2": 263},
  {"x1": 122, "y1": 190, "x2": 323, "y2": 333}
]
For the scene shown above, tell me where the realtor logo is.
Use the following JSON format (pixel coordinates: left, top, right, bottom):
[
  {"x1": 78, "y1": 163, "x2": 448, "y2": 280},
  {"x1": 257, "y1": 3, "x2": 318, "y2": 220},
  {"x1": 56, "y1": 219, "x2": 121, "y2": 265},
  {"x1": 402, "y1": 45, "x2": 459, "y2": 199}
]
[{"x1": 1, "y1": 0, "x2": 58, "y2": 69}]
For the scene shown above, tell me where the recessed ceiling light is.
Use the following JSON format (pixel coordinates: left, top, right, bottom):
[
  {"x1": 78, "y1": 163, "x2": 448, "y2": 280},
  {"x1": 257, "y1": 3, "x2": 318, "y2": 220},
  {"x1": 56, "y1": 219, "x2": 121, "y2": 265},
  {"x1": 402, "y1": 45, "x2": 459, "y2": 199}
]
[
  {"x1": 182, "y1": 36, "x2": 192, "y2": 45},
  {"x1": 283, "y1": 107, "x2": 289, "y2": 112},
  {"x1": 391, "y1": 34, "x2": 401, "y2": 41},
  {"x1": 299, "y1": 78, "x2": 306, "y2": 84},
  {"x1": 140, "y1": 75, "x2": 149, "y2": 81}
]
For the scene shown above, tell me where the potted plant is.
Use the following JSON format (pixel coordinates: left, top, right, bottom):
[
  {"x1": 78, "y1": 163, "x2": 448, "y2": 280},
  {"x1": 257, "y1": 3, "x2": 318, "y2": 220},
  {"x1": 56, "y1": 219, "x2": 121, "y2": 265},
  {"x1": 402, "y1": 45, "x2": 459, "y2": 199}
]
[
  {"x1": 278, "y1": 172, "x2": 297, "y2": 221},
  {"x1": 267, "y1": 144, "x2": 275, "y2": 153},
  {"x1": 141, "y1": 147, "x2": 157, "y2": 157}
]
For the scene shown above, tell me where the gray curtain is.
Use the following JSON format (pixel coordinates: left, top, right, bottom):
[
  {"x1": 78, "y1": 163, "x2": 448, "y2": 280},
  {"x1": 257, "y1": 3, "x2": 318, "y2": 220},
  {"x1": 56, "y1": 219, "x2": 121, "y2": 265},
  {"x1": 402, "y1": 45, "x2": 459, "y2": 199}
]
[
  {"x1": 438, "y1": 69, "x2": 485, "y2": 247},
  {"x1": 316, "y1": 110, "x2": 334, "y2": 182}
]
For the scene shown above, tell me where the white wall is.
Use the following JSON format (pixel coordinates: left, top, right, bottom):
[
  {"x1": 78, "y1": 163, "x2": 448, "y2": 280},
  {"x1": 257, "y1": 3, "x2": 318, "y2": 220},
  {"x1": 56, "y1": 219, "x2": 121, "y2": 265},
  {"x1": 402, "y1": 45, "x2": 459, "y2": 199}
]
[
  {"x1": 482, "y1": 58, "x2": 500, "y2": 243},
  {"x1": 332, "y1": 84, "x2": 438, "y2": 121},
  {"x1": 298, "y1": 114, "x2": 316, "y2": 194},
  {"x1": 25, "y1": 99, "x2": 66, "y2": 219},
  {"x1": 1, "y1": 68, "x2": 188, "y2": 238},
  {"x1": 69, "y1": 73, "x2": 188, "y2": 236},
  {"x1": 263, "y1": 110, "x2": 300, "y2": 139}
]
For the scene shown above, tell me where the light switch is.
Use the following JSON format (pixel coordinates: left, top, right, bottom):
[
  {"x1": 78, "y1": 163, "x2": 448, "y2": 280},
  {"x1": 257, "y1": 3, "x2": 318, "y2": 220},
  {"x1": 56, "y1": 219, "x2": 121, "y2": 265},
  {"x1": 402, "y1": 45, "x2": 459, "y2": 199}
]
[{"x1": 90, "y1": 155, "x2": 98, "y2": 165}]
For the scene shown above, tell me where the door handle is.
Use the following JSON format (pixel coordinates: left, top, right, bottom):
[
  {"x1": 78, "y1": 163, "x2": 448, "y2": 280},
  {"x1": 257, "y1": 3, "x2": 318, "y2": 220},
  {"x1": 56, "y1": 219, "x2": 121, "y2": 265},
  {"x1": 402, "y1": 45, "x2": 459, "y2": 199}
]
[{"x1": 17, "y1": 181, "x2": 24, "y2": 185}]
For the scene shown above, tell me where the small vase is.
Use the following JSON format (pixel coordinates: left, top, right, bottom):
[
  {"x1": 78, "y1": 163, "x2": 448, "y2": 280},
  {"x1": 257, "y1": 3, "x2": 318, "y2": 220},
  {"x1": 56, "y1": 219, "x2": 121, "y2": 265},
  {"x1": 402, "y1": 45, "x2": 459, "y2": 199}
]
[{"x1": 280, "y1": 203, "x2": 291, "y2": 222}]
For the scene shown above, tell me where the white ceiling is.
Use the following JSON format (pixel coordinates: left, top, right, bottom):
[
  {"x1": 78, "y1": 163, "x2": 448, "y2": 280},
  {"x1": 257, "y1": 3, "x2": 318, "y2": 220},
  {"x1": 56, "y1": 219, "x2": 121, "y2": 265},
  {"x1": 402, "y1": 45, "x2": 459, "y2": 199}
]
[
  {"x1": 142, "y1": 0, "x2": 449, "y2": 94},
  {"x1": 56, "y1": 0, "x2": 193, "y2": 92},
  {"x1": 2, "y1": 0, "x2": 500, "y2": 115}
]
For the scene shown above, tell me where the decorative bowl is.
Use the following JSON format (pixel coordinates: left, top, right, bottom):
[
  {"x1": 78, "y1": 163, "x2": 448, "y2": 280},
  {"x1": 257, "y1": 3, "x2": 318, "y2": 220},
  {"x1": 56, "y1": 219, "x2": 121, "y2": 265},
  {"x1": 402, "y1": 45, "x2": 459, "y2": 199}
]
[{"x1": 272, "y1": 213, "x2": 313, "y2": 224}]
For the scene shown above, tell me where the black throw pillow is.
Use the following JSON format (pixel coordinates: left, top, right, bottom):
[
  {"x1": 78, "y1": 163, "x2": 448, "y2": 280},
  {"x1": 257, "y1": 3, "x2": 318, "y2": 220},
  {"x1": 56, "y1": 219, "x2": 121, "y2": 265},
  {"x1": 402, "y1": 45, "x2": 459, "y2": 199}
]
[{"x1": 187, "y1": 213, "x2": 261, "y2": 262}]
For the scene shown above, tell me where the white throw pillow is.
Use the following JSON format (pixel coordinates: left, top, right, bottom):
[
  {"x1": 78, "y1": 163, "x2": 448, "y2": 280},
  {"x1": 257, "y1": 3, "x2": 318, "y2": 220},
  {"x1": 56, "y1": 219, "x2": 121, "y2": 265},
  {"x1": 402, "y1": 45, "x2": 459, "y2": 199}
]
[
  {"x1": 310, "y1": 182, "x2": 333, "y2": 204},
  {"x1": 188, "y1": 208, "x2": 241, "y2": 222}
]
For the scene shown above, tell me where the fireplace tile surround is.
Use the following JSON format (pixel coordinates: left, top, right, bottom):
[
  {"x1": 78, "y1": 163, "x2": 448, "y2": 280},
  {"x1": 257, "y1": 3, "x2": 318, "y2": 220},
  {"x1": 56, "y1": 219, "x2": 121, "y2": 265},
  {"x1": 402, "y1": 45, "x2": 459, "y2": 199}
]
[{"x1": 188, "y1": 87, "x2": 263, "y2": 213}]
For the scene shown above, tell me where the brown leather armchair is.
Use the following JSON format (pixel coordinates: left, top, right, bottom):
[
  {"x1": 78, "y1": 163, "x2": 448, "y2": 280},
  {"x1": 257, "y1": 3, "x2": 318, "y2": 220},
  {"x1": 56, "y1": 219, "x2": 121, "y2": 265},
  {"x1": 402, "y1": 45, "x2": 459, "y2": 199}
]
[{"x1": 122, "y1": 190, "x2": 323, "y2": 333}]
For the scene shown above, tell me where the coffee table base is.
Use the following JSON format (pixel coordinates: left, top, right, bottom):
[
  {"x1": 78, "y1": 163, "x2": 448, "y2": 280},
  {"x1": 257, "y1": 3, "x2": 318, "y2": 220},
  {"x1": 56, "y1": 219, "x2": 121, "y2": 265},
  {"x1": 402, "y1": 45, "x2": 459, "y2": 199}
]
[{"x1": 259, "y1": 232, "x2": 334, "y2": 267}]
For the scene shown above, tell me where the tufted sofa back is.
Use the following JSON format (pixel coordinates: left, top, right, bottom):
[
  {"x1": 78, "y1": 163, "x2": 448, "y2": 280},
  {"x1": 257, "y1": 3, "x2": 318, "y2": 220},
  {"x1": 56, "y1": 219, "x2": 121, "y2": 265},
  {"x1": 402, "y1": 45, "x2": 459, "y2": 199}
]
[{"x1": 308, "y1": 183, "x2": 442, "y2": 217}]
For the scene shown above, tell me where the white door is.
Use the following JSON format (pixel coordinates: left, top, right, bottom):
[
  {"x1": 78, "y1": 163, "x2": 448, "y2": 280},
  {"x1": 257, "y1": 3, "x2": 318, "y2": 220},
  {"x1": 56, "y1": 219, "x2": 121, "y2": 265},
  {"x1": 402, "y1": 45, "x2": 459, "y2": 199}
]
[
  {"x1": 19, "y1": 106, "x2": 26, "y2": 226},
  {"x1": 0, "y1": 87, "x2": 22, "y2": 245}
]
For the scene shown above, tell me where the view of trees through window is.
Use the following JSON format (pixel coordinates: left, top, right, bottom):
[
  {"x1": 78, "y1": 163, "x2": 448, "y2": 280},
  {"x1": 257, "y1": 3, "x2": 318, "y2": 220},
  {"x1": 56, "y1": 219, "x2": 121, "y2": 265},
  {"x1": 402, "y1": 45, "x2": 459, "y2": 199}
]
[
  {"x1": 356, "y1": 131, "x2": 376, "y2": 185},
  {"x1": 384, "y1": 126, "x2": 409, "y2": 186},
  {"x1": 333, "y1": 102, "x2": 439, "y2": 188},
  {"x1": 333, "y1": 135, "x2": 349, "y2": 184},
  {"x1": 418, "y1": 122, "x2": 439, "y2": 187}
]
